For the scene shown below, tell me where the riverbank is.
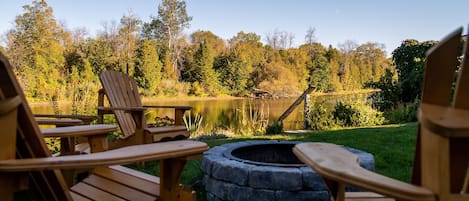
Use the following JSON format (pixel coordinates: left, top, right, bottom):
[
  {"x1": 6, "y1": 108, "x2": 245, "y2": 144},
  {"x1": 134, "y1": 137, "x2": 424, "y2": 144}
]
[{"x1": 28, "y1": 89, "x2": 379, "y2": 106}]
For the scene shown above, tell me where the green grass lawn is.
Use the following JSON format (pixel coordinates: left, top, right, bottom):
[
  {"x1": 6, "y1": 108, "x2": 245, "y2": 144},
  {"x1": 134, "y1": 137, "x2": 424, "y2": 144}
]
[{"x1": 129, "y1": 123, "x2": 418, "y2": 201}]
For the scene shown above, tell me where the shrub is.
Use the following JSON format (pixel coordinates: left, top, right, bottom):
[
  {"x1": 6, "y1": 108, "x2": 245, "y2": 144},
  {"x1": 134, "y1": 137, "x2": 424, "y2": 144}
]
[
  {"x1": 333, "y1": 100, "x2": 385, "y2": 127},
  {"x1": 306, "y1": 100, "x2": 336, "y2": 130},
  {"x1": 265, "y1": 121, "x2": 283, "y2": 134},
  {"x1": 384, "y1": 99, "x2": 419, "y2": 124},
  {"x1": 333, "y1": 101, "x2": 356, "y2": 126}
]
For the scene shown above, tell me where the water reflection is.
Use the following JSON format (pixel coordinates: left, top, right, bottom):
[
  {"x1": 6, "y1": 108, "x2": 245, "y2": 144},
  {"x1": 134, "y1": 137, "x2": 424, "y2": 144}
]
[{"x1": 30, "y1": 96, "x2": 346, "y2": 134}]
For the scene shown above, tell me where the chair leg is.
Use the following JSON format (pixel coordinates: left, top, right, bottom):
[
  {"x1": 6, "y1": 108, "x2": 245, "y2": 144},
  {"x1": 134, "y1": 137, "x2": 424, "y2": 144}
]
[
  {"x1": 159, "y1": 158, "x2": 194, "y2": 201},
  {"x1": 323, "y1": 177, "x2": 346, "y2": 201}
]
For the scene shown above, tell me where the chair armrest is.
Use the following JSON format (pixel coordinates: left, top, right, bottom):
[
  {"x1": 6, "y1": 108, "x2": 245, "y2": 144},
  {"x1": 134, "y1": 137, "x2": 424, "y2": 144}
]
[
  {"x1": 143, "y1": 105, "x2": 191, "y2": 126},
  {"x1": 42, "y1": 124, "x2": 117, "y2": 138},
  {"x1": 419, "y1": 103, "x2": 469, "y2": 138},
  {"x1": 293, "y1": 143, "x2": 436, "y2": 201},
  {"x1": 36, "y1": 118, "x2": 84, "y2": 126},
  {"x1": 97, "y1": 106, "x2": 147, "y2": 113},
  {"x1": 143, "y1": 105, "x2": 192, "y2": 111},
  {"x1": 34, "y1": 114, "x2": 97, "y2": 121},
  {"x1": 0, "y1": 140, "x2": 208, "y2": 171}
]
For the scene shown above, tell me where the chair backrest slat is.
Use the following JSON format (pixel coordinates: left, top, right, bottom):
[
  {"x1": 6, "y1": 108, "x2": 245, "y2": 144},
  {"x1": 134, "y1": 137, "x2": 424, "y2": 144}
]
[{"x1": 421, "y1": 27, "x2": 462, "y2": 107}]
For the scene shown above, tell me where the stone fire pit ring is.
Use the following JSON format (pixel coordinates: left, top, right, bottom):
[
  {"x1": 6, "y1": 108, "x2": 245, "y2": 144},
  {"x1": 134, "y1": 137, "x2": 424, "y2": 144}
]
[{"x1": 201, "y1": 140, "x2": 375, "y2": 201}]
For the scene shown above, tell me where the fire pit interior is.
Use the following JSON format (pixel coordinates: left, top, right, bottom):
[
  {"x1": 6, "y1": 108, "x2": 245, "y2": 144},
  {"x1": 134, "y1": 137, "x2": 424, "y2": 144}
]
[{"x1": 227, "y1": 142, "x2": 303, "y2": 167}]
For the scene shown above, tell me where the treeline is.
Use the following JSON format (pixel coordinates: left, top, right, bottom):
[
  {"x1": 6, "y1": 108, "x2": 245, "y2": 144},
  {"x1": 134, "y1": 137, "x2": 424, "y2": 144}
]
[{"x1": 1, "y1": 0, "x2": 394, "y2": 102}]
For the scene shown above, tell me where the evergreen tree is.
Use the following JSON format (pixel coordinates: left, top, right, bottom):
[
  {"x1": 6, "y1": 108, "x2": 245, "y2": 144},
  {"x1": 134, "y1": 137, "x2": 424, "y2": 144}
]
[
  {"x1": 134, "y1": 39, "x2": 163, "y2": 96},
  {"x1": 193, "y1": 40, "x2": 219, "y2": 96},
  {"x1": 214, "y1": 52, "x2": 249, "y2": 96}
]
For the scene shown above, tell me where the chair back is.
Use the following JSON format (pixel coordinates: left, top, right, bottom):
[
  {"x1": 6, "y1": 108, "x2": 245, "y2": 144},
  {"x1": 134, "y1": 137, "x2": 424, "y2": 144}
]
[
  {"x1": 99, "y1": 70, "x2": 146, "y2": 139},
  {"x1": 0, "y1": 53, "x2": 71, "y2": 200},
  {"x1": 417, "y1": 27, "x2": 469, "y2": 197}
]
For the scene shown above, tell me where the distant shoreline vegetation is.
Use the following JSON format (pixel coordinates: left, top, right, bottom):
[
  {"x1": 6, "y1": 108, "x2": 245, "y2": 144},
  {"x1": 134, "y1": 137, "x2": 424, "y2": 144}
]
[{"x1": 6, "y1": 0, "x2": 440, "y2": 127}]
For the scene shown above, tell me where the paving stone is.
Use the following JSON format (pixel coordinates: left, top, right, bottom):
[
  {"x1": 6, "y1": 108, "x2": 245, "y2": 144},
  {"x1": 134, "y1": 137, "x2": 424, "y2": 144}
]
[
  {"x1": 275, "y1": 190, "x2": 329, "y2": 201},
  {"x1": 211, "y1": 158, "x2": 251, "y2": 185},
  {"x1": 249, "y1": 166, "x2": 302, "y2": 191},
  {"x1": 300, "y1": 167, "x2": 327, "y2": 191}
]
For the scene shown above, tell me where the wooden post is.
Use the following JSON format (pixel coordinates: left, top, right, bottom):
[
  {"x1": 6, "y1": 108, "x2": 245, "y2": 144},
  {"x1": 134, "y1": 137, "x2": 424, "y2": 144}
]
[
  {"x1": 304, "y1": 94, "x2": 310, "y2": 129},
  {"x1": 277, "y1": 85, "x2": 315, "y2": 124}
]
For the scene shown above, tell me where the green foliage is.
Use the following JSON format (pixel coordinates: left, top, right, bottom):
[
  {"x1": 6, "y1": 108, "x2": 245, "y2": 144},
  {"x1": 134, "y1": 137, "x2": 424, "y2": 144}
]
[
  {"x1": 231, "y1": 100, "x2": 268, "y2": 136},
  {"x1": 384, "y1": 99, "x2": 419, "y2": 124},
  {"x1": 365, "y1": 69, "x2": 400, "y2": 111},
  {"x1": 45, "y1": 138, "x2": 60, "y2": 154},
  {"x1": 213, "y1": 53, "x2": 250, "y2": 96},
  {"x1": 142, "y1": 0, "x2": 192, "y2": 77},
  {"x1": 151, "y1": 116, "x2": 175, "y2": 127},
  {"x1": 134, "y1": 39, "x2": 163, "y2": 96},
  {"x1": 307, "y1": 96, "x2": 384, "y2": 130},
  {"x1": 193, "y1": 40, "x2": 220, "y2": 96},
  {"x1": 6, "y1": 0, "x2": 398, "y2": 102},
  {"x1": 392, "y1": 39, "x2": 438, "y2": 103},
  {"x1": 333, "y1": 99, "x2": 384, "y2": 127},
  {"x1": 306, "y1": 99, "x2": 336, "y2": 130},
  {"x1": 265, "y1": 121, "x2": 283, "y2": 135},
  {"x1": 183, "y1": 111, "x2": 204, "y2": 136},
  {"x1": 7, "y1": 0, "x2": 66, "y2": 100},
  {"x1": 333, "y1": 101, "x2": 356, "y2": 126}
]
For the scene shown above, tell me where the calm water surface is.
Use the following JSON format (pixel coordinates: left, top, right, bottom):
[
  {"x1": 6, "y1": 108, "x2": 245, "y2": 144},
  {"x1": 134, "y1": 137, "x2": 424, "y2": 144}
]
[{"x1": 30, "y1": 96, "x2": 343, "y2": 132}]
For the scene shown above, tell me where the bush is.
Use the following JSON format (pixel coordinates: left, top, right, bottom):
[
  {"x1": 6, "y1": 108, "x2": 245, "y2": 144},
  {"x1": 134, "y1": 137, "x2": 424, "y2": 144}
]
[
  {"x1": 333, "y1": 102, "x2": 356, "y2": 126},
  {"x1": 333, "y1": 100, "x2": 385, "y2": 127},
  {"x1": 384, "y1": 99, "x2": 419, "y2": 124},
  {"x1": 306, "y1": 100, "x2": 336, "y2": 130},
  {"x1": 265, "y1": 121, "x2": 283, "y2": 134},
  {"x1": 306, "y1": 96, "x2": 384, "y2": 131}
]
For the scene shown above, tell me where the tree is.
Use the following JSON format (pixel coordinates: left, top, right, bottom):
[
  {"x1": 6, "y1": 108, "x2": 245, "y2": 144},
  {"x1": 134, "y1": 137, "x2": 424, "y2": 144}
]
[
  {"x1": 190, "y1": 30, "x2": 226, "y2": 56},
  {"x1": 6, "y1": 0, "x2": 66, "y2": 99},
  {"x1": 213, "y1": 52, "x2": 250, "y2": 96},
  {"x1": 266, "y1": 29, "x2": 295, "y2": 50},
  {"x1": 229, "y1": 32, "x2": 265, "y2": 89},
  {"x1": 118, "y1": 11, "x2": 142, "y2": 75},
  {"x1": 392, "y1": 39, "x2": 437, "y2": 103},
  {"x1": 143, "y1": 0, "x2": 192, "y2": 78},
  {"x1": 134, "y1": 39, "x2": 163, "y2": 95},
  {"x1": 305, "y1": 26, "x2": 317, "y2": 45},
  {"x1": 306, "y1": 43, "x2": 330, "y2": 91},
  {"x1": 192, "y1": 40, "x2": 219, "y2": 96}
]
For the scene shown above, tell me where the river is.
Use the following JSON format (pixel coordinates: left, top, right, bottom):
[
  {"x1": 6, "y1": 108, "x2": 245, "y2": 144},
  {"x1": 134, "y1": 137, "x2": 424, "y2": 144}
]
[{"x1": 30, "y1": 95, "x2": 351, "y2": 135}]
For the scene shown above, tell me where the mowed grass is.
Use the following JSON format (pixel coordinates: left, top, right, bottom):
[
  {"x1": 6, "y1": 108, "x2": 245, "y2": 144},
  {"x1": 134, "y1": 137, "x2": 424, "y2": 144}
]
[{"x1": 128, "y1": 123, "x2": 418, "y2": 200}]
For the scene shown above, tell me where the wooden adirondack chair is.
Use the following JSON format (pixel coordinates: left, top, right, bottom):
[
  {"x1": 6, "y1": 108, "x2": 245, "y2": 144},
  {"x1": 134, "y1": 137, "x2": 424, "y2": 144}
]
[
  {"x1": 98, "y1": 70, "x2": 192, "y2": 148},
  {"x1": 293, "y1": 27, "x2": 469, "y2": 201},
  {"x1": 0, "y1": 53, "x2": 209, "y2": 201}
]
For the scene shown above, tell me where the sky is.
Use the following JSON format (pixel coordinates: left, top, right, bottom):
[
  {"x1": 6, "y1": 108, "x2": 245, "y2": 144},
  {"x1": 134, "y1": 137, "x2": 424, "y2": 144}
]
[{"x1": 1, "y1": 0, "x2": 469, "y2": 56}]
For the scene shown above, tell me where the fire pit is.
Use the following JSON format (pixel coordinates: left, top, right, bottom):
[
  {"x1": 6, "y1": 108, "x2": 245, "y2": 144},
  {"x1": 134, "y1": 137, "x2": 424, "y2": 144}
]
[{"x1": 201, "y1": 140, "x2": 375, "y2": 201}]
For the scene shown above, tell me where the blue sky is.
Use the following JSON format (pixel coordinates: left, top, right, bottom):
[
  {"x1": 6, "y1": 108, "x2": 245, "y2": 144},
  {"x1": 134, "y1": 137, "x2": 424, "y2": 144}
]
[{"x1": 1, "y1": 0, "x2": 469, "y2": 55}]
